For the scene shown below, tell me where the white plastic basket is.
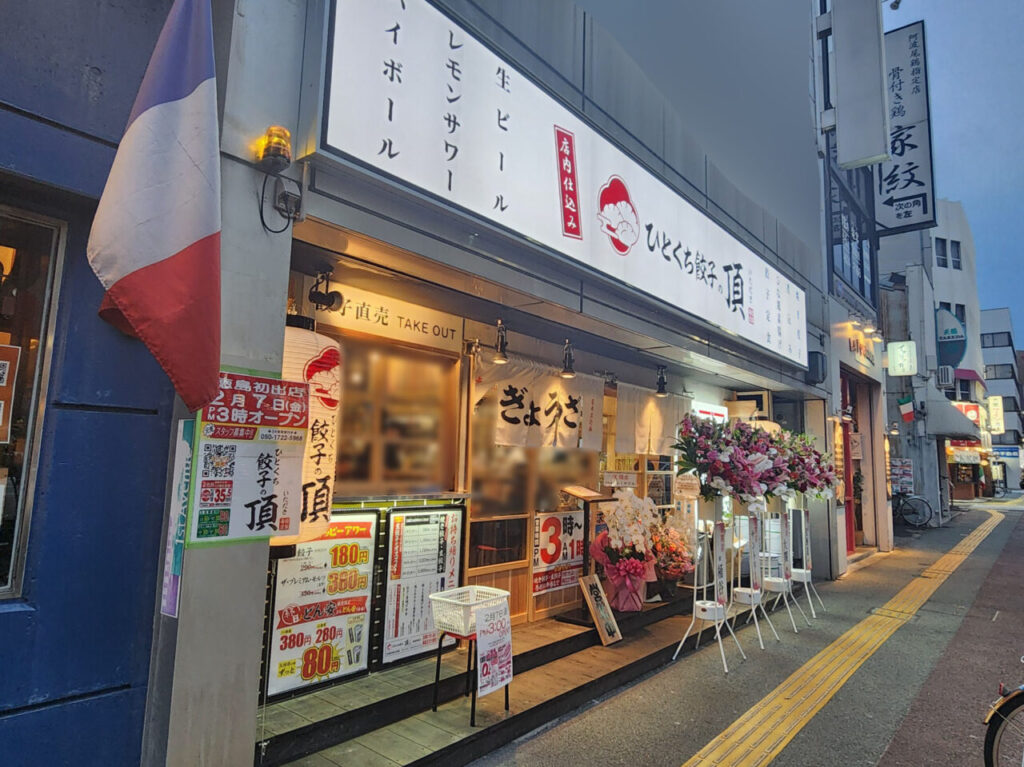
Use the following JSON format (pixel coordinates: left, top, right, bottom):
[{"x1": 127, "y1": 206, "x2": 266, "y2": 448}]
[{"x1": 428, "y1": 586, "x2": 509, "y2": 636}]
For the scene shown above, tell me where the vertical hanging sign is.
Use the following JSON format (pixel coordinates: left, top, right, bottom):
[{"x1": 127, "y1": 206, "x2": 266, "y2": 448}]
[
  {"x1": 803, "y1": 507, "x2": 813, "y2": 572},
  {"x1": 875, "y1": 21, "x2": 936, "y2": 235},
  {"x1": 748, "y1": 513, "x2": 761, "y2": 592},
  {"x1": 160, "y1": 420, "x2": 193, "y2": 617},
  {"x1": 713, "y1": 521, "x2": 727, "y2": 606},
  {"x1": 780, "y1": 510, "x2": 793, "y2": 580}
]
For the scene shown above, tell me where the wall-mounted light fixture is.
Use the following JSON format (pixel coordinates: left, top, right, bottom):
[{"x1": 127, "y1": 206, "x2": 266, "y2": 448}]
[
  {"x1": 841, "y1": 406, "x2": 854, "y2": 423},
  {"x1": 493, "y1": 319, "x2": 509, "y2": 365},
  {"x1": 255, "y1": 125, "x2": 303, "y2": 234},
  {"x1": 862, "y1": 318, "x2": 877, "y2": 334},
  {"x1": 849, "y1": 314, "x2": 863, "y2": 329},
  {"x1": 655, "y1": 365, "x2": 669, "y2": 398},
  {"x1": 308, "y1": 269, "x2": 344, "y2": 312},
  {"x1": 256, "y1": 125, "x2": 292, "y2": 175},
  {"x1": 888, "y1": 421, "x2": 900, "y2": 435},
  {"x1": 559, "y1": 339, "x2": 576, "y2": 379}
]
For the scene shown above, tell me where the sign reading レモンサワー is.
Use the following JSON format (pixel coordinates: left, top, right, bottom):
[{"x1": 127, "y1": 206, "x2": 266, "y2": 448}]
[
  {"x1": 875, "y1": 21, "x2": 936, "y2": 236},
  {"x1": 187, "y1": 371, "x2": 307, "y2": 546},
  {"x1": 268, "y1": 515, "x2": 377, "y2": 696},
  {"x1": 320, "y1": 0, "x2": 807, "y2": 366}
]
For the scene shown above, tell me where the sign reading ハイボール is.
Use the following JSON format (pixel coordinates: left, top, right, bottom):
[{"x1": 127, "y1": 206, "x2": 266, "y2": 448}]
[
  {"x1": 875, "y1": 21, "x2": 935, "y2": 235},
  {"x1": 321, "y1": 0, "x2": 807, "y2": 366}
]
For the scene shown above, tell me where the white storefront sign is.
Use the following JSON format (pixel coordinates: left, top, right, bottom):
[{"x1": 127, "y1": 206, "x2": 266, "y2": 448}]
[
  {"x1": 691, "y1": 401, "x2": 729, "y2": 424},
  {"x1": 876, "y1": 22, "x2": 936, "y2": 235},
  {"x1": 887, "y1": 340, "x2": 918, "y2": 377},
  {"x1": 315, "y1": 282, "x2": 463, "y2": 354},
  {"x1": 987, "y1": 395, "x2": 1005, "y2": 435},
  {"x1": 320, "y1": 0, "x2": 807, "y2": 365}
]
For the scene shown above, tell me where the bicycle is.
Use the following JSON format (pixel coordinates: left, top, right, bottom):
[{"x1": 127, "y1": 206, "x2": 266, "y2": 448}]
[
  {"x1": 983, "y1": 658, "x2": 1024, "y2": 766},
  {"x1": 892, "y1": 490, "x2": 934, "y2": 528}
]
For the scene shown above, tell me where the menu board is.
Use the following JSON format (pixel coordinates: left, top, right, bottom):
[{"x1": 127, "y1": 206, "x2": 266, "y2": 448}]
[
  {"x1": 187, "y1": 371, "x2": 308, "y2": 545},
  {"x1": 531, "y1": 511, "x2": 584, "y2": 595},
  {"x1": 383, "y1": 508, "x2": 462, "y2": 664},
  {"x1": 267, "y1": 514, "x2": 377, "y2": 696}
]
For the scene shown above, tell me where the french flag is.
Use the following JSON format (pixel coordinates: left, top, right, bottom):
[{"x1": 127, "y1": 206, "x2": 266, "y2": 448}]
[{"x1": 87, "y1": 0, "x2": 220, "y2": 412}]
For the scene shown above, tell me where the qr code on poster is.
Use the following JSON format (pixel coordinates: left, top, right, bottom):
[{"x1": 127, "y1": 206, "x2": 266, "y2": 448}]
[{"x1": 201, "y1": 443, "x2": 236, "y2": 479}]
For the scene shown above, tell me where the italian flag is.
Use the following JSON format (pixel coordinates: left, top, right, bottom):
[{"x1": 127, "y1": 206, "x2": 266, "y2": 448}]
[{"x1": 898, "y1": 395, "x2": 914, "y2": 422}]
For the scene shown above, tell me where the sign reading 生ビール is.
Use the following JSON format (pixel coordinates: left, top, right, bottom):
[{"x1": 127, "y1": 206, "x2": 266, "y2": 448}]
[{"x1": 320, "y1": 0, "x2": 807, "y2": 365}]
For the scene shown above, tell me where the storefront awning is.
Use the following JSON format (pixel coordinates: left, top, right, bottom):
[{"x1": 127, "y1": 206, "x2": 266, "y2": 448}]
[{"x1": 925, "y1": 382, "x2": 981, "y2": 440}]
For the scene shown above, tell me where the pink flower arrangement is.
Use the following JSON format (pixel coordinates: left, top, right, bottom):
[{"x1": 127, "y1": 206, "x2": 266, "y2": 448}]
[{"x1": 674, "y1": 415, "x2": 837, "y2": 504}]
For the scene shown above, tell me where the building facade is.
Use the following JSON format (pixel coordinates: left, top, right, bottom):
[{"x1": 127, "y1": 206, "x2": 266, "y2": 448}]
[
  {"x1": 981, "y1": 308, "x2": 1023, "y2": 488},
  {"x1": 0, "y1": 1, "x2": 893, "y2": 764}
]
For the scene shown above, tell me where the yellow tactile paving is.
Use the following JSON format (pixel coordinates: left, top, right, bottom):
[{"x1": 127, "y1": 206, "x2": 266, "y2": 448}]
[{"x1": 682, "y1": 509, "x2": 1004, "y2": 767}]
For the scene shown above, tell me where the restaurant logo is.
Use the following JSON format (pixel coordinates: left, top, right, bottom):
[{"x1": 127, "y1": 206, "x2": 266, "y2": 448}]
[
  {"x1": 303, "y1": 347, "x2": 341, "y2": 409},
  {"x1": 596, "y1": 176, "x2": 639, "y2": 255}
]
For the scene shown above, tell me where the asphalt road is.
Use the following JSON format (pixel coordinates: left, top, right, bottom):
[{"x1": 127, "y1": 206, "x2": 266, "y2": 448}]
[{"x1": 470, "y1": 498, "x2": 1024, "y2": 767}]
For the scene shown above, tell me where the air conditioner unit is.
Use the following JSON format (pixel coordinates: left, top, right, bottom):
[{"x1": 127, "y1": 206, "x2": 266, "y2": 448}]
[{"x1": 936, "y1": 365, "x2": 955, "y2": 389}]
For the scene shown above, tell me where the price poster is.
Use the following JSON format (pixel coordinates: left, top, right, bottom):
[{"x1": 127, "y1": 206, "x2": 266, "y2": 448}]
[
  {"x1": 476, "y1": 600, "x2": 513, "y2": 698},
  {"x1": 268, "y1": 514, "x2": 377, "y2": 696},
  {"x1": 186, "y1": 371, "x2": 308, "y2": 546},
  {"x1": 713, "y1": 521, "x2": 727, "y2": 606},
  {"x1": 383, "y1": 508, "x2": 462, "y2": 664},
  {"x1": 531, "y1": 511, "x2": 584, "y2": 595},
  {"x1": 0, "y1": 344, "x2": 21, "y2": 444}
]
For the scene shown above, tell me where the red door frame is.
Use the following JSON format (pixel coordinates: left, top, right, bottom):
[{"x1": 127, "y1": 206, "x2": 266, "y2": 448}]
[{"x1": 841, "y1": 376, "x2": 856, "y2": 555}]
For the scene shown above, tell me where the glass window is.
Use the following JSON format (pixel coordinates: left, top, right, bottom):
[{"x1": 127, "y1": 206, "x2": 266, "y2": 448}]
[
  {"x1": 935, "y1": 238, "x2": 948, "y2": 268},
  {"x1": 333, "y1": 336, "x2": 458, "y2": 497},
  {"x1": 0, "y1": 210, "x2": 59, "y2": 594},
  {"x1": 957, "y1": 379, "x2": 971, "y2": 401},
  {"x1": 1002, "y1": 396, "x2": 1019, "y2": 412},
  {"x1": 954, "y1": 304, "x2": 966, "y2": 324},
  {"x1": 825, "y1": 132, "x2": 877, "y2": 306},
  {"x1": 939, "y1": 301, "x2": 952, "y2": 312},
  {"x1": 950, "y1": 240, "x2": 962, "y2": 270},
  {"x1": 985, "y1": 364, "x2": 1014, "y2": 380}
]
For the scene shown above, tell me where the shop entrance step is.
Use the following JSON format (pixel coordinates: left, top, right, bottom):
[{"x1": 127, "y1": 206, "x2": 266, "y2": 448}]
[{"x1": 255, "y1": 593, "x2": 693, "y2": 766}]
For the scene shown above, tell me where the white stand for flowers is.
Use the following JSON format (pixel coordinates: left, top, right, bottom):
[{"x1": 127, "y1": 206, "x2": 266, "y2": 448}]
[
  {"x1": 791, "y1": 504, "x2": 826, "y2": 618},
  {"x1": 672, "y1": 493, "x2": 746, "y2": 673},
  {"x1": 761, "y1": 499, "x2": 811, "y2": 632},
  {"x1": 729, "y1": 504, "x2": 780, "y2": 650}
]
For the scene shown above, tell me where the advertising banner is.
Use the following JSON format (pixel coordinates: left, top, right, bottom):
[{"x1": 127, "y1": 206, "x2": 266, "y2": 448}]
[
  {"x1": 531, "y1": 511, "x2": 585, "y2": 595},
  {"x1": 160, "y1": 420, "x2": 193, "y2": 618},
  {"x1": 322, "y1": 0, "x2": 807, "y2": 365},
  {"x1": 475, "y1": 600, "x2": 513, "y2": 698},
  {"x1": 267, "y1": 514, "x2": 377, "y2": 696},
  {"x1": 876, "y1": 21, "x2": 936, "y2": 235},
  {"x1": 748, "y1": 513, "x2": 761, "y2": 592},
  {"x1": 186, "y1": 372, "x2": 307, "y2": 545},
  {"x1": 890, "y1": 457, "x2": 914, "y2": 495},
  {"x1": 383, "y1": 508, "x2": 462, "y2": 664}
]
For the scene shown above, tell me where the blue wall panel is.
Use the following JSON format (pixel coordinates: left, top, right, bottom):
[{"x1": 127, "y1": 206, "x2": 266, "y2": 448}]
[
  {"x1": 0, "y1": 687, "x2": 147, "y2": 767},
  {"x1": 0, "y1": 4, "x2": 178, "y2": 763}
]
